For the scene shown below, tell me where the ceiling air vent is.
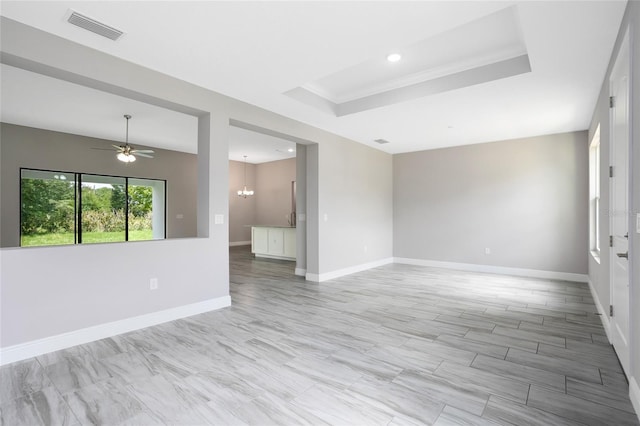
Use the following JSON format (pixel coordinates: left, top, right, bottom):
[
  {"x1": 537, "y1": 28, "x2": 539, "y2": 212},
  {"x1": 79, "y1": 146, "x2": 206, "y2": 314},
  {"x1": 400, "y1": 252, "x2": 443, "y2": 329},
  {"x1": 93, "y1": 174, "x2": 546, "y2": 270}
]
[
  {"x1": 67, "y1": 10, "x2": 124, "y2": 41},
  {"x1": 374, "y1": 139, "x2": 390, "y2": 145}
]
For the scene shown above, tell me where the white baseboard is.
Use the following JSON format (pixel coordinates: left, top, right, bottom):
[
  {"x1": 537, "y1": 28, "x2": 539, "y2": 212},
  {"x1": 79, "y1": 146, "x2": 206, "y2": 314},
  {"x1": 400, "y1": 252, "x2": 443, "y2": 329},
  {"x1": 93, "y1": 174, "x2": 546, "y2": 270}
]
[
  {"x1": 255, "y1": 254, "x2": 296, "y2": 261},
  {"x1": 229, "y1": 241, "x2": 251, "y2": 247},
  {"x1": 295, "y1": 268, "x2": 307, "y2": 277},
  {"x1": 393, "y1": 257, "x2": 588, "y2": 283},
  {"x1": 630, "y1": 377, "x2": 640, "y2": 423},
  {"x1": 588, "y1": 279, "x2": 611, "y2": 341},
  {"x1": 0, "y1": 296, "x2": 231, "y2": 366},
  {"x1": 306, "y1": 257, "x2": 394, "y2": 282}
]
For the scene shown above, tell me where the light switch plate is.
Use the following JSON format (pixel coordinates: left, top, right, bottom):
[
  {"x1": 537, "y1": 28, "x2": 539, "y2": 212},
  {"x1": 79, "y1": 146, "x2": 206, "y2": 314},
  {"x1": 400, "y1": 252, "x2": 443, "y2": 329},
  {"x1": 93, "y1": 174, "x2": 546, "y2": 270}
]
[{"x1": 215, "y1": 214, "x2": 224, "y2": 225}]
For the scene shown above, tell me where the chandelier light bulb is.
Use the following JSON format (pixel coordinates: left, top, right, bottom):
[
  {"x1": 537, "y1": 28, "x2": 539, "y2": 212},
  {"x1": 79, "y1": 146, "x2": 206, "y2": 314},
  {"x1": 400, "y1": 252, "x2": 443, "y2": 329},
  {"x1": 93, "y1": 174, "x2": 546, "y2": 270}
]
[{"x1": 238, "y1": 156, "x2": 254, "y2": 198}]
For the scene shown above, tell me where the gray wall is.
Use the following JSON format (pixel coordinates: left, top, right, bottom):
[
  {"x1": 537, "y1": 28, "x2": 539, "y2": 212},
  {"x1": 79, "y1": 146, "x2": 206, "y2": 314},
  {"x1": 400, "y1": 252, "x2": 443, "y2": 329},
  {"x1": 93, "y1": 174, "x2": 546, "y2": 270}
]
[
  {"x1": 0, "y1": 123, "x2": 198, "y2": 248},
  {"x1": 255, "y1": 158, "x2": 297, "y2": 227},
  {"x1": 394, "y1": 132, "x2": 589, "y2": 274},
  {"x1": 318, "y1": 137, "x2": 393, "y2": 273},
  {"x1": 1, "y1": 17, "x2": 394, "y2": 349},
  {"x1": 296, "y1": 144, "x2": 308, "y2": 274},
  {"x1": 228, "y1": 159, "x2": 256, "y2": 243},
  {"x1": 588, "y1": 0, "x2": 640, "y2": 392}
]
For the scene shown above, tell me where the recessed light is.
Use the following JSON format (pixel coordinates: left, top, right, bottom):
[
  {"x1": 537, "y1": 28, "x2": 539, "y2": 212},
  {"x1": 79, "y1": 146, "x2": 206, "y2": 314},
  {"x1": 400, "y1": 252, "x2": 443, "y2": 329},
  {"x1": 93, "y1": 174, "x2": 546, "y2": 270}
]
[
  {"x1": 386, "y1": 53, "x2": 402, "y2": 63},
  {"x1": 287, "y1": 148, "x2": 294, "y2": 153}
]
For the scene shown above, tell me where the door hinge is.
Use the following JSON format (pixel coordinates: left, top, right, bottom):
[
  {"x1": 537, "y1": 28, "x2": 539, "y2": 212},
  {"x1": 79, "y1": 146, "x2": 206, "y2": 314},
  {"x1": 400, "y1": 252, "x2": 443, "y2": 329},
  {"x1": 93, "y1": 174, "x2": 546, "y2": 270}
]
[
  {"x1": 610, "y1": 96, "x2": 615, "y2": 108},
  {"x1": 610, "y1": 305, "x2": 614, "y2": 316},
  {"x1": 610, "y1": 235, "x2": 614, "y2": 247},
  {"x1": 609, "y1": 166, "x2": 614, "y2": 178}
]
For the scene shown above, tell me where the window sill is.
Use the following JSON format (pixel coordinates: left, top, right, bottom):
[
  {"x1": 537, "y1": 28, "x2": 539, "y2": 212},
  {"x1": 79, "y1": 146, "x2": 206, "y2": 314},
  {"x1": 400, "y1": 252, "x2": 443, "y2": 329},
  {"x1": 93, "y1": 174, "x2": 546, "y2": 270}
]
[{"x1": 590, "y1": 250, "x2": 601, "y2": 264}]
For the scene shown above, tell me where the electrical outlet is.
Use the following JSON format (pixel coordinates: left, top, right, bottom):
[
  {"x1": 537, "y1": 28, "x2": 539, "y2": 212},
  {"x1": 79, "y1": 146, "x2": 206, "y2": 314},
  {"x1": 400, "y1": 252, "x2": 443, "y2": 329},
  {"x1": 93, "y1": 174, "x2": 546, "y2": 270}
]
[
  {"x1": 150, "y1": 278, "x2": 158, "y2": 290},
  {"x1": 485, "y1": 248, "x2": 491, "y2": 255}
]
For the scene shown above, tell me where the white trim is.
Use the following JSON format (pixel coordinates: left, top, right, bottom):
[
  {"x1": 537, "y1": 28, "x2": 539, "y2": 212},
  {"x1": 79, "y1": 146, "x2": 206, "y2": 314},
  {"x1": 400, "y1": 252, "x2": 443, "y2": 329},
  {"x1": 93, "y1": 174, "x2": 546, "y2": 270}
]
[
  {"x1": 0, "y1": 296, "x2": 231, "y2": 366},
  {"x1": 229, "y1": 241, "x2": 251, "y2": 247},
  {"x1": 393, "y1": 258, "x2": 588, "y2": 283},
  {"x1": 295, "y1": 268, "x2": 307, "y2": 277},
  {"x1": 588, "y1": 279, "x2": 611, "y2": 341},
  {"x1": 630, "y1": 376, "x2": 640, "y2": 423},
  {"x1": 305, "y1": 272, "x2": 321, "y2": 282},
  {"x1": 255, "y1": 254, "x2": 295, "y2": 261},
  {"x1": 306, "y1": 257, "x2": 394, "y2": 282}
]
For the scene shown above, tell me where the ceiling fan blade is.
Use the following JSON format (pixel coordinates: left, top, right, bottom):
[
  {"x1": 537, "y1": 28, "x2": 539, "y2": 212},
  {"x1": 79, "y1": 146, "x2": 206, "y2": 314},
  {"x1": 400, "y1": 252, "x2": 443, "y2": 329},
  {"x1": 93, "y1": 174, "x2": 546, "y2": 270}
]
[
  {"x1": 135, "y1": 152, "x2": 154, "y2": 158},
  {"x1": 112, "y1": 144, "x2": 125, "y2": 151},
  {"x1": 132, "y1": 149, "x2": 154, "y2": 154}
]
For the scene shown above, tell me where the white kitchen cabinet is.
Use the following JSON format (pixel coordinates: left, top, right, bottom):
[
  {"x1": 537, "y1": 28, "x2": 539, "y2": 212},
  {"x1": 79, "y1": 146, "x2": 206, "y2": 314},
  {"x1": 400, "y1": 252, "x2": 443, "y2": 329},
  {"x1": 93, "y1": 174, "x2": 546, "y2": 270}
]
[
  {"x1": 251, "y1": 226, "x2": 296, "y2": 260},
  {"x1": 284, "y1": 228, "x2": 296, "y2": 258}
]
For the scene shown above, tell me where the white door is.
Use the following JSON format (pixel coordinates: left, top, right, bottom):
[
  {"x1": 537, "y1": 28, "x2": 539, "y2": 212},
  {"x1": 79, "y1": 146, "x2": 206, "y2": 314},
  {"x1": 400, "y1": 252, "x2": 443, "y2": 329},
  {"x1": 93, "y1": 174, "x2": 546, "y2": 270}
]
[{"x1": 609, "y1": 31, "x2": 630, "y2": 375}]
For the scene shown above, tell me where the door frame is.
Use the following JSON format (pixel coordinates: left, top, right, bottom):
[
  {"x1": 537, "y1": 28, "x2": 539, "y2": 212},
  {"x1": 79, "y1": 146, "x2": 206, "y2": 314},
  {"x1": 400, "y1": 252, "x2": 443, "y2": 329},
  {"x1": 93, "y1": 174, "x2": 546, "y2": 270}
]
[{"x1": 609, "y1": 27, "x2": 632, "y2": 375}]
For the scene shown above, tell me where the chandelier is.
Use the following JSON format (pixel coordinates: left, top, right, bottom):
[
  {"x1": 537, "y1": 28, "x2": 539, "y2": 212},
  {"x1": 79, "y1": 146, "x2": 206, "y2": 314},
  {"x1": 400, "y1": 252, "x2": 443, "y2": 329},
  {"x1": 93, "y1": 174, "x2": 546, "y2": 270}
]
[{"x1": 237, "y1": 155, "x2": 254, "y2": 198}]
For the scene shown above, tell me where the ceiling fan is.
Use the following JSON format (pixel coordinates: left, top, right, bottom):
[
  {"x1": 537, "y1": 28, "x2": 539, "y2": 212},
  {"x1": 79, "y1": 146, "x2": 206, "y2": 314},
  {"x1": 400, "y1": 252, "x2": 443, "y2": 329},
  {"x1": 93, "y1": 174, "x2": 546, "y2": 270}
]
[{"x1": 95, "y1": 114, "x2": 154, "y2": 163}]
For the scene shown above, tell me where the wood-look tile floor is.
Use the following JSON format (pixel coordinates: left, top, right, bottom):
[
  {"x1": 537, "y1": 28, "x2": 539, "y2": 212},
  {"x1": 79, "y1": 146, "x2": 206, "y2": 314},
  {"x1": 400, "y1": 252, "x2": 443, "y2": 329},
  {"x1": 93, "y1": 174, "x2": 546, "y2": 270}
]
[{"x1": 2, "y1": 245, "x2": 638, "y2": 425}]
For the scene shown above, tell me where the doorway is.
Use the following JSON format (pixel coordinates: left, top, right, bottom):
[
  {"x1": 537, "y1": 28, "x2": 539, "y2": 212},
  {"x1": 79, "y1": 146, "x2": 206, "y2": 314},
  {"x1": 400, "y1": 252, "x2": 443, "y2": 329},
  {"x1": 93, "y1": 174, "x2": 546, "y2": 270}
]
[{"x1": 227, "y1": 121, "x2": 313, "y2": 277}]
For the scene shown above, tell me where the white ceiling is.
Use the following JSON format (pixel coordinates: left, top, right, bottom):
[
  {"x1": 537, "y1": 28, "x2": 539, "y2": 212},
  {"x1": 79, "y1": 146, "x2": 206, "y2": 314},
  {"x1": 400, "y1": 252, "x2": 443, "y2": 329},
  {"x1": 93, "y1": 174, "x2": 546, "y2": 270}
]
[
  {"x1": 0, "y1": 64, "x2": 199, "y2": 153},
  {"x1": 0, "y1": 1, "x2": 627, "y2": 155},
  {"x1": 228, "y1": 126, "x2": 296, "y2": 164}
]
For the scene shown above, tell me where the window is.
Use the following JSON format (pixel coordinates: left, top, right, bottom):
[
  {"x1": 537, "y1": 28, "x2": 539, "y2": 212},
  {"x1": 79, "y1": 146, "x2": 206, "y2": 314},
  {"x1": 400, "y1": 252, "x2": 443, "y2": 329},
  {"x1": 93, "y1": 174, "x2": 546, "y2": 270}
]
[
  {"x1": 80, "y1": 175, "x2": 127, "y2": 244},
  {"x1": 589, "y1": 125, "x2": 601, "y2": 258},
  {"x1": 20, "y1": 170, "x2": 77, "y2": 247},
  {"x1": 20, "y1": 168, "x2": 165, "y2": 247}
]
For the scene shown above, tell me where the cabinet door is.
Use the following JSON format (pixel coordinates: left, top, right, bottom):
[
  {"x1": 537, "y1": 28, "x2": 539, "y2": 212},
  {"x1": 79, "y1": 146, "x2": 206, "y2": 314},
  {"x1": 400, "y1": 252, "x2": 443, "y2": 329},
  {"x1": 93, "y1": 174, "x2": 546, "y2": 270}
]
[
  {"x1": 284, "y1": 228, "x2": 296, "y2": 258},
  {"x1": 268, "y1": 228, "x2": 285, "y2": 255},
  {"x1": 252, "y1": 227, "x2": 268, "y2": 254}
]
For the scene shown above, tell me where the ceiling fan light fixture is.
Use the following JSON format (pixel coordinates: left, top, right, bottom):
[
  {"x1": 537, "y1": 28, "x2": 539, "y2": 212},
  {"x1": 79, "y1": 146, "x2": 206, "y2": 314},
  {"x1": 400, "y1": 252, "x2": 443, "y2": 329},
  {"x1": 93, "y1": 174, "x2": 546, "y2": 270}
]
[
  {"x1": 117, "y1": 152, "x2": 136, "y2": 163},
  {"x1": 115, "y1": 114, "x2": 147, "y2": 163}
]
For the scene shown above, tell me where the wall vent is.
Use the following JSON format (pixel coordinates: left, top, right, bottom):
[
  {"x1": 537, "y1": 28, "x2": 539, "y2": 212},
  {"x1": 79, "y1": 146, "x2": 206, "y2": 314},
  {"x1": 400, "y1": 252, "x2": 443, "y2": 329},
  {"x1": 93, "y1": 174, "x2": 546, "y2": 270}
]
[
  {"x1": 374, "y1": 139, "x2": 390, "y2": 145},
  {"x1": 67, "y1": 10, "x2": 124, "y2": 41}
]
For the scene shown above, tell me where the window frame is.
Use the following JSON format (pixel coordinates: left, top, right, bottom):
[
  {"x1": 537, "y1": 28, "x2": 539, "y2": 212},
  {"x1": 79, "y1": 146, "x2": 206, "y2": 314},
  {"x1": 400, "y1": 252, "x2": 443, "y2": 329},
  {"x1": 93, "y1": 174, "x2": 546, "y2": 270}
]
[
  {"x1": 19, "y1": 167, "x2": 167, "y2": 247},
  {"x1": 589, "y1": 125, "x2": 601, "y2": 261}
]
